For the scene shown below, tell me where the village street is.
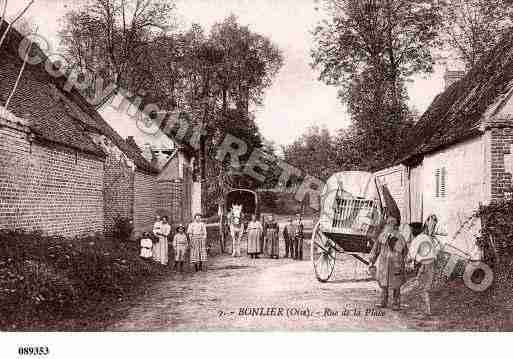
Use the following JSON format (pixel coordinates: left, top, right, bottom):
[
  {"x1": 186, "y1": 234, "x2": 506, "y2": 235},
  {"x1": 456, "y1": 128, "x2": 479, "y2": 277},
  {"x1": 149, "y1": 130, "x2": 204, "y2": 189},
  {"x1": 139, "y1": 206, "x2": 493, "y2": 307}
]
[{"x1": 108, "y1": 234, "x2": 421, "y2": 331}]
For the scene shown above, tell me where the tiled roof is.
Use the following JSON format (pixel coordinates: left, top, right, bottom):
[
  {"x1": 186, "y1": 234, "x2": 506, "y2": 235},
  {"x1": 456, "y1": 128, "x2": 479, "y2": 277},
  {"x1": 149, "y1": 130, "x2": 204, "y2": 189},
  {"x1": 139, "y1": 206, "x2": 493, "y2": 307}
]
[
  {"x1": 402, "y1": 29, "x2": 513, "y2": 162},
  {"x1": 0, "y1": 21, "x2": 158, "y2": 174}
]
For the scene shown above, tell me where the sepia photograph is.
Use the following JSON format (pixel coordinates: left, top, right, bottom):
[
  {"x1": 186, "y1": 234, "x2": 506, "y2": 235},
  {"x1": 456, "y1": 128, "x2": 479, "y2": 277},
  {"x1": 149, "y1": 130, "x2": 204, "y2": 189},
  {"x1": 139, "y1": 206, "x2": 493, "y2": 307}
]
[{"x1": 0, "y1": 0, "x2": 512, "y2": 347}]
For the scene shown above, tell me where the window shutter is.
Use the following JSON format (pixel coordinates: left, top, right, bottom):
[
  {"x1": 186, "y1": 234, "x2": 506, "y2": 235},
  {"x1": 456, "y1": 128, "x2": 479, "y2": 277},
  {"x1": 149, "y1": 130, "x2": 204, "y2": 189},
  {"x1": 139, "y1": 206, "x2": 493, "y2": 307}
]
[
  {"x1": 441, "y1": 167, "x2": 447, "y2": 198},
  {"x1": 435, "y1": 167, "x2": 447, "y2": 199},
  {"x1": 435, "y1": 169, "x2": 441, "y2": 198}
]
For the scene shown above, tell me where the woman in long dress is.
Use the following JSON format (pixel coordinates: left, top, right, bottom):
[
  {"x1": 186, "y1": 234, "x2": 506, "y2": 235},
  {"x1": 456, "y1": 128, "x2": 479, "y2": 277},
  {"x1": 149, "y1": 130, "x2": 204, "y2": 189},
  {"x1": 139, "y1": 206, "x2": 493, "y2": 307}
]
[
  {"x1": 247, "y1": 214, "x2": 263, "y2": 259},
  {"x1": 265, "y1": 214, "x2": 279, "y2": 259},
  {"x1": 155, "y1": 216, "x2": 171, "y2": 265},
  {"x1": 188, "y1": 213, "x2": 208, "y2": 272},
  {"x1": 152, "y1": 215, "x2": 162, "y2": 262}
]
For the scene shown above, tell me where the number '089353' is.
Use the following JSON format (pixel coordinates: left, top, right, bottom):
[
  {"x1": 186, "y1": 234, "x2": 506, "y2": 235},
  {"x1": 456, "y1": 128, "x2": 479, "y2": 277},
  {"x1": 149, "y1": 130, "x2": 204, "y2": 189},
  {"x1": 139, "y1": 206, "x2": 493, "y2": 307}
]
[{"x1": 18, "y1": 346, "x2": 49, "y2": 356}]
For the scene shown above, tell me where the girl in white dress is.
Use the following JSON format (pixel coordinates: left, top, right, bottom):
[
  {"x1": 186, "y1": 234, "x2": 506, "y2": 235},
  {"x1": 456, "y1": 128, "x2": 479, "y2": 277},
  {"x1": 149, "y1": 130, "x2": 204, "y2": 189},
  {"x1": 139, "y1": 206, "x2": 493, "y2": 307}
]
[
  {"x1": 140, "y1": 232, "x2": 153, "y2": 259},
  {"x1": 152, "y1": 216, "x2": 162, "y2": 262}
]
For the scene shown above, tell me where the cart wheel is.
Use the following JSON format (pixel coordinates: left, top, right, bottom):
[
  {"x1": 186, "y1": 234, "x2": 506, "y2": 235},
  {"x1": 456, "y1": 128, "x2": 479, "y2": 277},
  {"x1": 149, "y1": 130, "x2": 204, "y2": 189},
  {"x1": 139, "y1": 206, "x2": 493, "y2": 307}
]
[{"x1": 311, "y1": 222, "x2": 336, "y2": 282}]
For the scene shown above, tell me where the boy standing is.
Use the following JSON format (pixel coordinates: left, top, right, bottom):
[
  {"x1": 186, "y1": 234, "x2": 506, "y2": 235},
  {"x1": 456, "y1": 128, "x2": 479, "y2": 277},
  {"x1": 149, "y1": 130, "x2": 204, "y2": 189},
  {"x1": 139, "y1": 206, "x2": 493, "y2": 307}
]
[{"x1": 173, "y1": 224, "x2": 189, "y2": 272}]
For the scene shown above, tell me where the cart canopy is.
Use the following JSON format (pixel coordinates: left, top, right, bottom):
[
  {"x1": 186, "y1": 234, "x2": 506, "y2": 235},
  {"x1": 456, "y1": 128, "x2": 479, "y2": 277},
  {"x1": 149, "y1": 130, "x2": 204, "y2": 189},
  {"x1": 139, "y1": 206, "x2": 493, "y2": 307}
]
[
  {"x1": 225, "y1": 189, "x2": 258, "y2": 216},
  {"x1": 319, "y1": 171, "x2": 381, "y2": 235},
  {"x1": 322, "y1": 171, "x2": 379, "y2": 204}
]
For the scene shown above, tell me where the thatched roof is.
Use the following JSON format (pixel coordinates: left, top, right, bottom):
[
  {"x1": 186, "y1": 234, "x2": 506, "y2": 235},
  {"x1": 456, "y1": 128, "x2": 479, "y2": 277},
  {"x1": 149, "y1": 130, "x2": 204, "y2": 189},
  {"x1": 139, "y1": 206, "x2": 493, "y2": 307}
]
[{"x1": 402, "y1": 29, "x2": 513, "y2": 164}]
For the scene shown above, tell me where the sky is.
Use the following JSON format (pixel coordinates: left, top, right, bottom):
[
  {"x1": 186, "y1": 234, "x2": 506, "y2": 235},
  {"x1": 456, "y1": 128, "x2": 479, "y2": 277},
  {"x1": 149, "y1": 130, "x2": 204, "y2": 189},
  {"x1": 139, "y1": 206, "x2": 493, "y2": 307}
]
[{"x1": 5, "y1": 0, "x2": 447, "y2": 146}]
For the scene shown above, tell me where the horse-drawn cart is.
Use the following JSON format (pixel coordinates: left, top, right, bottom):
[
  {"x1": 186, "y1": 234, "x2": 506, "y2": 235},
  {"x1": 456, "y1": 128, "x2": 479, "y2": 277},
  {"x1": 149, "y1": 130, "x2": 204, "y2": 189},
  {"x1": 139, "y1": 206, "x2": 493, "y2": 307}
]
[
  {"x1": 311, "y1": 171, "x2": 399, "y2": 282},
  {"x1": 219, "y1": 188, "x2": 259, "y2": 253},
  {"x1": 311, "y1": 171, "x2": 494, "y2": 292}
]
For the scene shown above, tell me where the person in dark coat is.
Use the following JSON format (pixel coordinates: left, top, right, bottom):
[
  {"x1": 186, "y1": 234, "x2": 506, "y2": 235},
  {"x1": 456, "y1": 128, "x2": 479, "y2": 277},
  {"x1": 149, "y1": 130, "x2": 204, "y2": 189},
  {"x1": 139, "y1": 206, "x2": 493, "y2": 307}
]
[
  {"x1": 283, "y1": 217, "x2": 293, "y2": 258},
  {"x1": 293, "y1": 214, "x2": 304, "y2": 260},
  {"x1": 368, "y1": 216, "x2": 407, "y2": 310}
]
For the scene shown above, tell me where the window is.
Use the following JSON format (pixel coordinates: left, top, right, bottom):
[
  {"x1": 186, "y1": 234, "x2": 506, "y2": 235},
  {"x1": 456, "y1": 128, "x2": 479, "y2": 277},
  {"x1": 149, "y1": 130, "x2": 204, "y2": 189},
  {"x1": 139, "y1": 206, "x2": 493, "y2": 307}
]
[{"x1": 435, "y1": 167, "x2": 447, "y2": 198}]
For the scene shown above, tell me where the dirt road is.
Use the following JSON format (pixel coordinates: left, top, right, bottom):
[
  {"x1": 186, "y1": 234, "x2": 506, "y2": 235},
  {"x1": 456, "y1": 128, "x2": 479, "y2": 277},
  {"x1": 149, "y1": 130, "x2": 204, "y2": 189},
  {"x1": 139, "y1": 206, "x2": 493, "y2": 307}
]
[{"x1": 108, "y1": 251, "x2": 416, "y2": 331}]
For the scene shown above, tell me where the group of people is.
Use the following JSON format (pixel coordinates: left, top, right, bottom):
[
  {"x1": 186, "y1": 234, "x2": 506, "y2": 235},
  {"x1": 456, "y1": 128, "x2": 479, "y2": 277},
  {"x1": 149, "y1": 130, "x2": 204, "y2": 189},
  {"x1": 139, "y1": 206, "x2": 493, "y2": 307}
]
[
  {"x1": 140, "y1": 213, "x2": 208, "y2": 272},
  {"x1": 141, "y1": 208, "x2": 438, "y2": 316},
  {"x1": 245, "y1": 213, "x2": 304, "y2": 260},
  {"x1": 368, "y1": 214, "x2": 439, "y2": 317}
]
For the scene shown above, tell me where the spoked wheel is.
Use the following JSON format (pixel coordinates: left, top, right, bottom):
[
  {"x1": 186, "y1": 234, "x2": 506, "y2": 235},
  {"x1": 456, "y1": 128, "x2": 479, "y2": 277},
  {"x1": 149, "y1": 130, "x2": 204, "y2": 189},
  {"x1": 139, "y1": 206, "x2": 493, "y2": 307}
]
[{"x1": 311, "y1": 222, "x2": 336, "y2": 282}]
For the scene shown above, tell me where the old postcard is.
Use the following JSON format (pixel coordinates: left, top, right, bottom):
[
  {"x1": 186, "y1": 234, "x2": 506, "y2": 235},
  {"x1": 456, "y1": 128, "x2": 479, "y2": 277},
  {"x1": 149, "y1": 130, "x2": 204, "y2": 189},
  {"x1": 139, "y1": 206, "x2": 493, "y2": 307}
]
[{"x1": 0, "y1": 0, "x2": 512, "y2": 345}]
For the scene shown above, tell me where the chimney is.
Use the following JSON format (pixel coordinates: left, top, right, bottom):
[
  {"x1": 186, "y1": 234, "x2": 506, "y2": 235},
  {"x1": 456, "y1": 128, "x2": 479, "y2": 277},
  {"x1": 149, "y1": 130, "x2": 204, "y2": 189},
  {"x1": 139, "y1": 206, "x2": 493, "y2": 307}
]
[{"x1": 443, "y1": 70, "x2": 465, "y2": 90}]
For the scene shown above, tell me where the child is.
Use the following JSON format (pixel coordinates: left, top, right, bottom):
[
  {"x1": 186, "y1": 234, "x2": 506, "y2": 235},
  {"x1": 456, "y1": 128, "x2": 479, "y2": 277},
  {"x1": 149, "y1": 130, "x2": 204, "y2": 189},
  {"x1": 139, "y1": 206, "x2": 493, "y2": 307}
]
[
  {"x1": 408, "y1": 214, "x2": 439, "y2": 317},
  {"x1": 173, "y1": 224, "x2": 189, "y2": 272},
  {"x1": 140, "y1": 232, "x2": 153, "y2": 260}
]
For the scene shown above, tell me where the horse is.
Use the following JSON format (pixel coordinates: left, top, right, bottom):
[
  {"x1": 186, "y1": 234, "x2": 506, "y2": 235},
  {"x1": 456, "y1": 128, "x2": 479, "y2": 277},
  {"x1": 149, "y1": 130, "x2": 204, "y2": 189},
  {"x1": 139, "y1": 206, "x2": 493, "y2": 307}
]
[{"x1": 228, "y1": 204, "x2": 244, "y2": 257}]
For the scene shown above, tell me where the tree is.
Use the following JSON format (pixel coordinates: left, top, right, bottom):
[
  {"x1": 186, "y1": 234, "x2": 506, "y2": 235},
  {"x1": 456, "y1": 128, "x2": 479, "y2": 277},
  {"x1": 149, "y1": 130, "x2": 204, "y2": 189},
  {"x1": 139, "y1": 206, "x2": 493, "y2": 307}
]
[
  {"x1": 440, "y1": 0, "x2": 512, "y2": 69},
  {"x1": 334, "y1": 67, "x2": 416, "y2": 171},
  {"x1": 59, "y1": 9, "x2": 283, "y2": 214},
  {"x1": 312, "y1": 0, "x2": 443, "y2": 108},
  {"x1": 332, "y1": 106, "x2": 416, "y2": 172},
  {"x1": 209, "y1": 15, "x2": 283, "y2": 114},
  {"x1": 282, "y1": 125, "x2": 339, "y2": 182},
  {"x1": 146, "y1": 16, "x2": 283, "y2": 213},
  {"x1": 59, "y1": 0, "x2": 176, "y2": 96},
  {"x1": 310, "y1": 0, "x2": 436, "y2": 171}
]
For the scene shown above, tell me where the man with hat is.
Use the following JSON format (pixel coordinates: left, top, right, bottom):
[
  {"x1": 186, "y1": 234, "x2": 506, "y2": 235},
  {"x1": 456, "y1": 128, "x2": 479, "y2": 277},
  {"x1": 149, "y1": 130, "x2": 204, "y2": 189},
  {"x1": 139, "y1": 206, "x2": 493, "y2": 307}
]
[
  {"x1": 292, "y1": 213, "x2": 304, "y2": 260},
  {"x1": 368, "y1": 216, "x2": 408, "y2": 310}
]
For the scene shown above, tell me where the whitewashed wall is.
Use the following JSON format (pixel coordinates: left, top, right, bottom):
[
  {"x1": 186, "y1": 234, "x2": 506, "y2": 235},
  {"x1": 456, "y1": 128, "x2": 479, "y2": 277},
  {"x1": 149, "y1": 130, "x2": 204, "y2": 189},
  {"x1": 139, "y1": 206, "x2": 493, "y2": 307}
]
[{"x1": 420, "y1": 135, "x2": 489, "y2": 257}]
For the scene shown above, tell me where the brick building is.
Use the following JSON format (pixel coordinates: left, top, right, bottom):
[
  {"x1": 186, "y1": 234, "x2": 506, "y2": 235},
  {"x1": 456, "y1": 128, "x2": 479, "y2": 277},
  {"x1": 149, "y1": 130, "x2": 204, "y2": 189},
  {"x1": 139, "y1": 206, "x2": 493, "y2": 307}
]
[
  {"x1": 0, "y1": 22, "x2": 186, "y2": 237},
  {"x1": 98, "y1": 92, "x2": 200, "y2": 230},
  {"x1": 375, "y1": 30, "x2": 513, "y2": 258}
]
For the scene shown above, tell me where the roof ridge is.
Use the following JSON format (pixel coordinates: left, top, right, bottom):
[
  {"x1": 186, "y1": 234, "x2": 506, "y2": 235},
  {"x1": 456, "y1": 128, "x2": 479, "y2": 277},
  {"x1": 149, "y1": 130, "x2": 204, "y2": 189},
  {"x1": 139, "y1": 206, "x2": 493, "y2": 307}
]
[
  {"x1": 400, "y1": 27, "x2": 513, "y2": 163},
  {"x1": 0, "y1": 20, "x2": 159, "y2": 174}
]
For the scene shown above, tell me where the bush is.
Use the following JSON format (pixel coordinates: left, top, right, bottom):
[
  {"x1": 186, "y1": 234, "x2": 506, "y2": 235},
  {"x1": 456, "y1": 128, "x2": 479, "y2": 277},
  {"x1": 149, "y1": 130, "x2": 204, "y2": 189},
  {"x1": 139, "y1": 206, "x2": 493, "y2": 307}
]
[
  {"x1": 476, "y1": 200, "x2": 513, "y2": 265},
  {"x1": 0, "y1": 230, "x2": 168, "y2": 329},
  {"x1": 472, "y1": 200, "x2": 513, "y2": 298},
  {"x1": 112, "y1": 216, "x2": 133, "y2": 241}
]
